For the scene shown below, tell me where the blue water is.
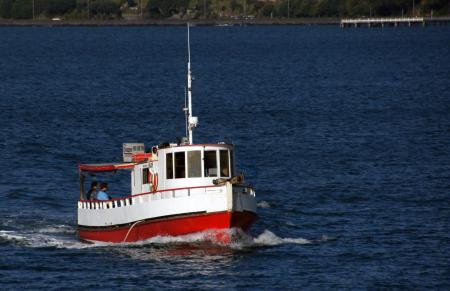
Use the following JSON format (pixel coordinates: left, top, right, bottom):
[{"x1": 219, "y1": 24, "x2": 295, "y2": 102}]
[{"x1": 0, "y1": 25, "x2": 450, "y2": 289}]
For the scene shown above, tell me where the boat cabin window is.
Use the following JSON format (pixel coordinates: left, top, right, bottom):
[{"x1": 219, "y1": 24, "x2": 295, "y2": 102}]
[
  {"x1": 204, "y1": 150, "x2": 217, "y2": 177},
  {"x1": 166, "y1": 148, "x2": 231, "y2": 179},
  {"x1": 188, "y1": 150, "x2": 201, "y2": 178},
  {"x1": 142, "y1": 168, "x2": 150, "y2": 184},
  {"x1": 230, "y1": 150, "x2": 234, "y2": 176},
  {"x1": 220, "y1": 150, "x2": 230, "y2": 177},
  {"x1": 175, "y1": 152, "x2": 186, "y2": 179},
  {"x1": 166, "y1": 153, "x2": 173, "y2": 179}
]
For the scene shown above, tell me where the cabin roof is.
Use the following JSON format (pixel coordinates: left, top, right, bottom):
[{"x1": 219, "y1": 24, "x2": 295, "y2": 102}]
[
  {"x1": 162, "y1": 143, "x2": 234, "y2": 150},
  {"x1": 78, "y1": 163, "x2": 136, "y2": 172}
]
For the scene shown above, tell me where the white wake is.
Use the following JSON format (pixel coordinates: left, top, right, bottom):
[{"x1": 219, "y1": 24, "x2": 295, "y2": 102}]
[
  {"x1": 257, "y1": 200, "x2": 271, "y2": 209},
  {"x1": 0, "y1": 226, "x2": 324, "y2": 250}
]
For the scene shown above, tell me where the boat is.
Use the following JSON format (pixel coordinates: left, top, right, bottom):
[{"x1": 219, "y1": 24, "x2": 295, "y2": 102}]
[
  {"x1": 77, "y1": 24, "x2": 257, "y2": 243},
  {"x1": 215, "y1": 23, "x2": 234, "y2": 27}
]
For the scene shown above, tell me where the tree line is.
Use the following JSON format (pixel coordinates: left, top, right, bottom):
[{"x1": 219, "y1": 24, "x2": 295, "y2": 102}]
[
  {"x1": 0, "y1": 0, "x2": 122, "y2": 19},
  {"x1": 0, "y1": 0, "x2": 449, "y2": 20}
]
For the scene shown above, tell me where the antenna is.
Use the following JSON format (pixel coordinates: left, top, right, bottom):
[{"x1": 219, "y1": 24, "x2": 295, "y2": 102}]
[
  {"x1": 186, "y1": 22, "x2": 198, "y2": 145},
  {"x1": 183, "y1": 86, "x2": 188, "y2": 138},
  {"x1": 188, "y1": 23, "x2": 191, "y2": 68}
]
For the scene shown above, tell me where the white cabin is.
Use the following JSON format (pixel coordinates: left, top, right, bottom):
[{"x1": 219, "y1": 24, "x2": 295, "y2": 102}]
[{"x1": 131, "y1": 143, "x2": 235, "y2": 195}]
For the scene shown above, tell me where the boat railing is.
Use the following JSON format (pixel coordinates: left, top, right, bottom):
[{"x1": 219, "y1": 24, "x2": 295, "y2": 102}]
[{"x1": 78, "y1": 183, "x2": 255, "y2": 210}]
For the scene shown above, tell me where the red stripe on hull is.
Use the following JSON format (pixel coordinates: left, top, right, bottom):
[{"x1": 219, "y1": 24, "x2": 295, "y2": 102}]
[{"x1": 78, "y1": 211, "x2": 257, "y2": 243}]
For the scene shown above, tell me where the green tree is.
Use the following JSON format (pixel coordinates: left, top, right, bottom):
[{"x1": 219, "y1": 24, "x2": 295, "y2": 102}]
[
  {"x1": 91, "y1": 0, "x2": 121, "y2": 19},
  {"x1": 188, "y1": 0, "x2": 211, "y2": 18},
  {"x1": 291, "y1": 0, "x2": 314, "y2": 17},
  {"x1": 0, "y1": 0, "x2": 14, "y2": 18},
  {"x1": 127, "y1": 0, "x2": 136, "y2": 6},
  {"x1": 146, "y1": 0, "x2": 189, "y2": 18},
  {"x1": 75, "y1": 0, "x2": 88, "y2": 14},
  {"x1": 146, "y1": 0, "x2": 169, "y2": 17},
  {"x1": 261, "y1": 3, "x2": 275, "y2": 17},
  {"x1": 344, "y1": 0, "x2": 371, "y2": 17},
  {"x1": 46, "y1": 0, "x2": 77, "y2": 16},
  {"x1": 11, "y1": 0, "x2": 33, "y2": 19},
  {"x1": 421, "y1": 0, "x2": 449, "y2": 15},
  {"x1": 372, "y1": 0, "x2": 411, "y2": 16},
  {"x1": 230, "y1": 0, "x2": 242, "y2": 14},
  {"x1": 275, "y1": 0, "x2": 287, "y2": 17},
  {"x1": 311, "y1": 0, "x2": 331, "y2": 16},
  {"x1": 326, "y1": 0, "x2": 341, "y2": 17}
]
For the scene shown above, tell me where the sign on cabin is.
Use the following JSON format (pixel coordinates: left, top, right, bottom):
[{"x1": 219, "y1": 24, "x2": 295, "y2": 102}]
[{"x1": 123, "y1": 143, "x2": 145, "y2": 162}]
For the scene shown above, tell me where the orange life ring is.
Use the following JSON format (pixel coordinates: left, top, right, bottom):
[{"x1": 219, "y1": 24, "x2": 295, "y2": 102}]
[
  {"x1": 152, "y1": 173, "x2": 158, "y2": 192},
  {"x1": 148, "y1": 171, "x2": 153, "y2": 184}
]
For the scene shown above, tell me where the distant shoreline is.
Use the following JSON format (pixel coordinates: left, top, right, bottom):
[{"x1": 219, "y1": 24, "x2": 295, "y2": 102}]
[{"x1": 0, "y1": 18, "x2": 340, "y2": 27}]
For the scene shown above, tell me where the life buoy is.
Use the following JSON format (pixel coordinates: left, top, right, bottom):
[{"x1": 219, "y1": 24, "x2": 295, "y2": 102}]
[
  {"x1": 152, "y1": 173, "x2": 158, "y2": 192},
  {"x1": 147, "y1": 170, "x2": 153, "y2": 184}
]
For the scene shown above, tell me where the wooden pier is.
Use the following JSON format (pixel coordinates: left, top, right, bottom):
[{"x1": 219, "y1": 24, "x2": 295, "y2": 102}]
[{"x1": 341, "y1": 17, "x2": 450, "y2": 28}]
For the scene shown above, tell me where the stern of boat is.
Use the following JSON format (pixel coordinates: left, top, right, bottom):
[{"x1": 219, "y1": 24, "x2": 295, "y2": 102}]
[{"x1": 227, "y1": 182, "x2": 258, "y2": 230}]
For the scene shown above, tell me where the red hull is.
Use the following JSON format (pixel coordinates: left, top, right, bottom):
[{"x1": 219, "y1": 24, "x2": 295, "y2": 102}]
[{"x1": 78, "y1": 211, "x2": 257, "y2": 243}]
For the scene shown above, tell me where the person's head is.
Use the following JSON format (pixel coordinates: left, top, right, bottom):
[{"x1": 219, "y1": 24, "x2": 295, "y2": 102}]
[
  {"x1": 100, "y1": 182, "x2": 108, "y2": 191},
  {"x1": 90, "y1": 181, "x2": 98, "y2": 190}
]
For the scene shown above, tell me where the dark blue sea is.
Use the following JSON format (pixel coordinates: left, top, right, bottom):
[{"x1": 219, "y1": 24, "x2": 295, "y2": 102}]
[{"x1": 0, "y1": 24, "x2": 449, "y2": 289}]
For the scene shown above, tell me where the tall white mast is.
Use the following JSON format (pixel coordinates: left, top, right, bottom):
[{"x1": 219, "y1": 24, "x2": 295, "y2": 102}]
[{"x1": 187, "y1": 23, "x2": 198, "y2": 145}]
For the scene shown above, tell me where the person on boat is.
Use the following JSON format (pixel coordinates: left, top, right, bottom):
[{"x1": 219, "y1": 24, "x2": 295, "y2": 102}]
[
  {"x1": 86, "y1": 181, "x2": 98, "y2": 200},
  {"x1": 96, "y1": 183, "x2": 111, "y2": 201}
]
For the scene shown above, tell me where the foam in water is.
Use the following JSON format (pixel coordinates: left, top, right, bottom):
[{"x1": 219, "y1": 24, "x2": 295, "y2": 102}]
[
  {"x1": 0, "y1": 230, "x2": 90, "y2": 249},
  {"x1": 37, "y1": 225, "x2": 76, "y2": 234},
  {"x1": 91, "y1": 229, "x2": 314, "y2": 249},
  {"x1": 257, "y1": 200, "x2": 271, "y2": 209},
  {"x1": 251, "y1": 230, "x2": 311, "y2": 246},
  {"x1": 0, "y1": 225, "x2": 316, "y2": 250}
]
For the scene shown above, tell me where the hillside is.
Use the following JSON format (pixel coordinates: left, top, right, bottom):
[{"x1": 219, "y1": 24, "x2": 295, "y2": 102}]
[{"x1": 0, "y1": 0, "x2": 449, "y2": 20}]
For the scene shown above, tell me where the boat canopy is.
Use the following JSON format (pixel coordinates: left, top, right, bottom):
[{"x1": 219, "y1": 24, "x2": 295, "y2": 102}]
[{"x1": 78, "y1": 163, "x2": 136, "y2": 173}]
